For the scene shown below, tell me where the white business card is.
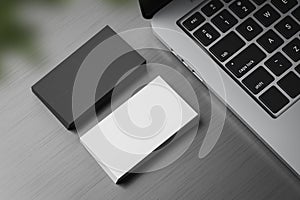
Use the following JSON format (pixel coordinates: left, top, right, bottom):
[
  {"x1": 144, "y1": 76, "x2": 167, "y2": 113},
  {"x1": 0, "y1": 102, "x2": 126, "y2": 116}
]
[{"x1": 80, "y1": 76, "x2": 197, "y2": 183}]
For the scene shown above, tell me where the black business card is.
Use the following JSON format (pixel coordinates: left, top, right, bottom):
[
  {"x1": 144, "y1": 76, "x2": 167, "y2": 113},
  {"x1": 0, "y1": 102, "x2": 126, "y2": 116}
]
[{"x1": 32, "y1": 26, "x2": 146, "y2": 130}]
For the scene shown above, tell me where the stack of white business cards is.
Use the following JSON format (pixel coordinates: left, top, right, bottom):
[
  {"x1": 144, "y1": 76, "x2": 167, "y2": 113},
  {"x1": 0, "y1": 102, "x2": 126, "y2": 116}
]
[{"x1": 80, "y1": 76, "x2": 197, "y2": 183}]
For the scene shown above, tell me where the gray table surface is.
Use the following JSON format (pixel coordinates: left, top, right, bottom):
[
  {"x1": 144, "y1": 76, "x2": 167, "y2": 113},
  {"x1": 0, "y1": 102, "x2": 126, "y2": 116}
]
[{"x1": 0, "y1": 0, "x2": 299, "y2": 199}]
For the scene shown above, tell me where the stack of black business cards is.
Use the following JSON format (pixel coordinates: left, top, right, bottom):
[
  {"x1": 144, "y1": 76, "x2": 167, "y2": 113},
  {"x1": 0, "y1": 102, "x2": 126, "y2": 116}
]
[{"x1": 32, "y1": 26, "x2": 146, "y2": 130}]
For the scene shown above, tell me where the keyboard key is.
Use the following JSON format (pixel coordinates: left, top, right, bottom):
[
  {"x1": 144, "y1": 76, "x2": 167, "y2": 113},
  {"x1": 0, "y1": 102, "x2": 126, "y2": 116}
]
[
  {"x1": 201, "y1": 0, "x2": 224, "y2": 17},
  {"x1": 226, "y1": 44, "x2": 266, "y2": 78},
  {"x1": 275, "y1": 16, "x2": 300, "y2": 39},
  {"x1": 296, "y1": 64, "x2": 300, "y2": 74},
  {"x1": 253, "y1": 0, "x2": 265, "y2": 5},
  {"x1": 242, "y1": 67, "x2": 274, "y2": 94},
  {"x1": 212, "y1": 9, "x2": 238, "y2": 33},
  {"x1": 229, "y1": 0, "x2": 256, "y2": 19},
  {"x1": 259, "y1": 86, "x2": 289, "y2": 113},
  {"x1": 265, "y1": 52, "x2": 292, "y2": 76},
  {"x1": 292, "y1": 6, "x2": 300, "y2": 22},
  {"x1": 283, "y1": 38, "x2": 300, "y2": 62},
  {"x1": 254, "y1": 4, "x2": 280, "y2": 27},
  {"x1": 210, "y1": 32, "x2": 245, "y2": 62},
  {"x1": 183, "y1": 12, "x2": 205, "y2": 31},
  {"x1": 193, "y1": 23, "x2": 220, "y2": 46},
  {"x1": 278, "y1": 72, "x2": 300, "y2": 98},
  {"x1": 236, "y1": 18, "x2": 263, "y2": 41},
  {"x1": 257, "y1": 30, "x2": 284, "y2": 53},
  {"x1": 271, "y1": 0, "x2": 298, "y2": 14}
]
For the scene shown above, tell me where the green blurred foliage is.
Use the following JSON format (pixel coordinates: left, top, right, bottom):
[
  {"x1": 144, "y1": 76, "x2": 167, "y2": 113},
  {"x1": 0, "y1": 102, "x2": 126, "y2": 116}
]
[
  {"x1": 0, "y1": 0, "x2": 133, "y2": 70},
  {"x1": 103, "y1": 0, "x2": 133, "y2": 5},
  {"x1": 0, "y1": 0, "x2": 63, "y2": 54}
]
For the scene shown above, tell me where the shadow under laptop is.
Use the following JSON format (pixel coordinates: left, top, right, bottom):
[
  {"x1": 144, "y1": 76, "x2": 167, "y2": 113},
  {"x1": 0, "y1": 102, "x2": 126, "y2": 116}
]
[{"x1": 208, "y1": 107, "x2": 300, "y2": 197}]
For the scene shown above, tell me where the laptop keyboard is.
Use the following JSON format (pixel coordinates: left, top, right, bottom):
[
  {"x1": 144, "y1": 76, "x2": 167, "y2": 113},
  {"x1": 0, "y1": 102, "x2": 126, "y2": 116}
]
[{"x1": 178, "y1": 0, "x2": 300, "y2": 118}]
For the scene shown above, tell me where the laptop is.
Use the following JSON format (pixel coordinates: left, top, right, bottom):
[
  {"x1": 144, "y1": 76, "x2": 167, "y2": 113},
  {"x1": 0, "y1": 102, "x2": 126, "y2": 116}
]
[{"x1": 138, "y1": 0, "x2": 300, "y2": 177}]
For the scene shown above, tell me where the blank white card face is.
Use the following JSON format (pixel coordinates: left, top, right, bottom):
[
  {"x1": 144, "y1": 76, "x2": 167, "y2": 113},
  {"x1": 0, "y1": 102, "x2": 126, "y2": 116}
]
[{"x1": 80, "y1": 76, "x2": 197, "y2": 183}]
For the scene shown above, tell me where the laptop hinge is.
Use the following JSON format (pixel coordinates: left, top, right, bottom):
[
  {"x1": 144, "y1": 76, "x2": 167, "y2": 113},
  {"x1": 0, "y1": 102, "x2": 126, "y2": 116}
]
[{"x1": 138, "y1": 0, "x2": 173, "y2": 19}]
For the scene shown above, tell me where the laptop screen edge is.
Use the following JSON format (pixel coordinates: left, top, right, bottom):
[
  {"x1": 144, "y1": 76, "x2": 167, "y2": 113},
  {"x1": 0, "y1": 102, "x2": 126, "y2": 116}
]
[{"x1": 138, "y1": 0, "x2": 173, "y2": 19}]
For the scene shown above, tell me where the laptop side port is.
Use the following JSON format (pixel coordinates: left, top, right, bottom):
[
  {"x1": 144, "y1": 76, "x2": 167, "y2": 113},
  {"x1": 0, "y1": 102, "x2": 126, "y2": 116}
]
[{"x1": 169, "y1": 48, "x2": 204, "y2": 83}]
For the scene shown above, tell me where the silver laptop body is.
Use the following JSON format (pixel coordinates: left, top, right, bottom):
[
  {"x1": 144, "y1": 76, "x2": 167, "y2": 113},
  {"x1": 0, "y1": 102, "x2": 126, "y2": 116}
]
[{"x1": 147, "y1": 0, "x2": 300, "y2": 177}]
